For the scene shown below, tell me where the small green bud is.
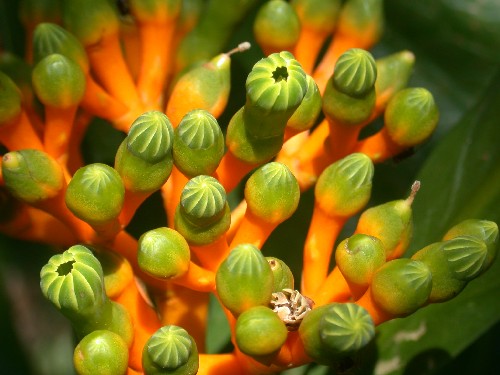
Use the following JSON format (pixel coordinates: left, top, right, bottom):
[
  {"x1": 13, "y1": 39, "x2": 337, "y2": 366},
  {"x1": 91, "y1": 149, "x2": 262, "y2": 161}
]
[
  {"x1": 412, "y1": 242, "x2": 466, "y2": 303},
  {"x1": 92, "y1": 246, "x2": 134, "y2": 299},
  {"x1": 62, "y1": 0, "x2": 120, "y2": 47},
  {"x1": 2, "y1": 149, "x2": 64, "y2": 204},
  {"x1": 315, "y1": 153, "x2": 374, "y2": 217},
  {"x1": 355, "y1": 181, "x2": 418, "y2": 259},
  {"x1": 333, "y1": 49, "x2": 377, "y2": 97},
  {"x1": 253, "y1": 0, "x2": 301, "y2": 54},
  {"x1": 41, "y1": 245, "x2": 133, "y2": 344},
  {"x1": 371, "y1": 258, "x2": 432, "y2": 316},
  {"x1": 267, "y1": 257, "x2": 294, "y2": 292},
  {"x1": 115, "y1": 112, "x2": 174, "y2": 193},
  {"x1": 245, "y1": 51, "x2": 307, "y2": 138},
  {"x1": 443, "y1": 219, "x2": 498, "y2": 271},
  {"x1": 0, "y1": 52, "x2": 34, "y2": 104},
  {"x1": 291, "y1": 0, "x2": 342, "y2": 35},
  {"x1": 337, "y1": 0, "x2": 384, "y2": 42},
  {"x1": 441, "y1": 236, "x2": 489, "y2": 281},
  {"x1": 138, "y1": 228, "x2": 191, "y2": 280},
  {"x1": 375, "y1": 50, "x2": 415, "y2": 99},
  {"x1": 73, "y1": 330, "x2": 129, "y2": 375},
  {"x1": 32, "y1": 53, "x2": 86, "y2": 108},
  {"x1": 384, "y1": 87, "x2": 439, "y2": 147},
  {"x1": 173, "y1": 110, "x2": 224, "y2": 177},
  {"x1": 299, "y1": 303, "x2": 374, "y2": 365},
  {"x1": 335, "y1": 234, "x2": 386, "y2": 291},
  {"x1": 244, "y1": 162, "x2": 300, "y2": 224},
  {"x1": 127, "y1": 111, "x2": 174, "y2": 163},
  {"x1": 323, "y1": 49, "x2": 377, "y2": 126},
  {"x1": 33, "y1": 23, "x2": 89, "y2": 72},
  {"x1": 287, "y1": 74, "x2": 322, "y2": 132},
  {"x1": 142, "y1": 325, "x2": 199, "y2": 375},
  {"x1": 216, "y1": 244, "x2": 274, "y2": 315},
  {"x1": 235, "y1": 306, "x2": 288, "y2": 358},
  {"x1": 0, "y1": 71, "x2": 22, "y2": 127},
  {"x1": 65, "y1": 163, "x2": 125, "y2": 226}
]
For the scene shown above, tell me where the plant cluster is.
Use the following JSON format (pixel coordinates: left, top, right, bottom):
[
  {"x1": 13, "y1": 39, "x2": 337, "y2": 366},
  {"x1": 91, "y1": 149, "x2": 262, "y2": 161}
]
[{"x1": 0, "y1": 0, "x2": 498, "y2": 374}]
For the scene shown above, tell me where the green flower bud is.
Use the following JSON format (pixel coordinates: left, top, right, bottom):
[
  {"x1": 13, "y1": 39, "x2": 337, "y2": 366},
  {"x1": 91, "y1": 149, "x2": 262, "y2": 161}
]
[
  {"x1": 0, "y1": 52, "x2": 34, "y2": 105},
  {"x1": 0, "y1": 71, "x2": 22, "y2": 127},
  {"x1": 299, "y1": 303, "x2": 374, "y2": 365},
  {"x1": 322, "y1": 50, "x2": 377, "y2": 126},
  {"x1": 142, "y1": 325, "x2": 199, "y2": 375},
  {"x1": 315, "y1": 153, "x2": 374, "y2": 218},
  {"x1": 371, "y1": 258, "x2": 432, "y2": 316},
  {"x1": 335, "y1": 234, "x2": 386, "y2": 292},
  {"x1": 333, "y1": 49, "x2": 377, "y2": 97},
  {"x1": 253, "y1": 0, "x2": 301, "y2": 54},
  {"x1": 443, "y1": 219, "x2": 498, "y2": 271},
  {"x1": 355, "y1": 181, "x2": 418, "y2": 259},
  {"x1": 244, "y1": 162, "x2": 300, "y2": 224},
  {"x1": 173, "y1": 110, "x2": 224, "y2": 177},
  {"x1": 62, "y1": 0, "x2": 120, "y2": 47},
  {"x1": 65, "y1": 163, "x2": 125, "y2": 226},
  {"x1": 375, "y1": 50, "x2": 415, "y2": 99},
  {"x1": 40, "y1": 245, "x2": 134, "y2": 345},
  {"x1": 411, "y1": 242, "x2": 466, "y2": 303},
  {"x1": 291, "y1": 0, "x2": 342, "y2": 35},
  {"x1": 115, "y1": 112, "x2": 174, "y2": 193},
  {"x1": 266, "y1": 257, "x2": 294, "y2": 292},
  {"x1": 127, "y1": 111, "x2": 174, "y2": 163},
  {"x1": 225, "y1": 107, "x2": 284, "y2": 164},
  {"x1": 441, "y1": 236, "x2": 489, "y2": 281},
  {"x1": 235, "y1": 306, "x2": 288, "y2": 358},
  {"x1": 73, "y1": 330, "x2": 129, "y2": 375},
  {"x1": 33, "y1": 23, "x2": 89, "y2": 72},
  {"x1": 2, "y1": 149, "x2": 64, "y2": 204},
  {"x1": 245, "y1": 51, "x2": 307, "y2": 138},
  {"x1": 138, "y1": 228, "x2": 191, "y2": 280},
  {"x1": 32, "y1": 53, "x2": 86, "y2": 108},
  {"x1": 287, "y1": 74, "x2": 322, "y2": 132},
  {"x1": 216, "y1": 244, "x2": 274, "y2": 315},
  {"x1": 337, "y1": 0, "x2": 384, "y2": 42},
  {"x1": 384, "y1": 87, "x2": 439, "y2": 147}
]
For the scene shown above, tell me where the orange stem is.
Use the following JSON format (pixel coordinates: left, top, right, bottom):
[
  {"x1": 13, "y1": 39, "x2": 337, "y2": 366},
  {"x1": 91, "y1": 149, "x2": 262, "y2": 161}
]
[
  {"x1": 215, "y1": 150, "x2": 257, "y2": 193},
  {"x1": 355, "y1": 287, "x2": 394, "y2": 326},
  {"x1": 198, "y1": 353, "x2": 244, "y2": 375},
  {"x1": 190, "y1": 235, "x2": 230, "y2": 272},
  {"x1": 293, "y1": 28, "x2": 330, "y2": 75},
  {"x1": 43, "y1": 105, "x2": 78, "y2": 165},
  {"x1": 162, "y1": 166, "x2": 189, "y2": 228},
  {"x1": 226, "y1": 199, "x2": 247, "y2": 243},
  {"x1": 114, "y1": 279, "x2": 162, "y2": 372},
  {"x1": 171, "y1": 261, "x2": 216, "y2": 292},
  {"x1": 229, "y1": 210, "x2": 276, "y2": 250},
  {"x1": 354, "y1": 127, "x2": 406, "y2": 163},
  {"x1": 0, "y1": 111, "x2": 44, "y2": 151},
  {"x1": 301, "y1": 205, "x2": 346, "y2": 296},
  {"x1": 119, "y1": 190, "x2": 152, "y2": 228},
  {"x1": 311, "y1": 266, "x2": 352, "y2": 306},
  {"x1": 67, "y1": 110, "x2": 93, "y2": 174},
  {"x1": 136, "y1": 22, "x2": 175, "y2": 108}
]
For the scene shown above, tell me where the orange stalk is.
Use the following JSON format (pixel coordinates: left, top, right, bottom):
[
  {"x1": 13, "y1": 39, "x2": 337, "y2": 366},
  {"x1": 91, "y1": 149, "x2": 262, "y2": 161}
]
[
  {"x1": 171, "y1": 261, "x2": 216, "y2": 292},
  {"x1": 301, "y1": 205, "x2": 346, "y2": 296},
  {"x1": 43, "y1": 105, "x2": 78, "y2": 165},
  {"x1": 229, "y1": 210, "x2": 276, "y2": 250},
  {"x1": 86, "y1": 33, "x2": 143, "y2": 116},
  {"x1": 162, "y1": 166, "x2": 189, "y2": 228},
  {"x1": 293, "y1": 28, "x2": 330, "y2": 75},
  {"x1": 136, "y1": 22, "x2": 175, "y2": 108},
  {"x1": 215, "y1": 150, "x2": 257, "y2": 193},
  {"x1": 226, "y1": 199, "x2": 247, "y2": 243},
  {"x1": 154, "y1": 284, "x2": 209, "y2": 352},
  {"x1": 191, "y1": 235, "x2": 230, "y2": 272},
  {"x1": 67, "y1": 110, "x2": 93, "y2": 174},
  {"x1": 0, "y1": 111, "x2": 44, "y2": 151},
  {"x1": 311, "y1": 266, "x2": 352, "y2": 306},
  {"x1": 355, "y1": 287, "x2": 393, "y2": 326},
  {"x1": 354, "y1": 127, "x2": 406, "y2": 163},
  {"x1": 114, "y1": 279, "x2": 162, "y2": 372},
  {"x1": 198, "y1": 353, "x2": 243, "y2": 375},
  {"x1": 119, "y1": 190, "x2": 152, "y2": 228}
]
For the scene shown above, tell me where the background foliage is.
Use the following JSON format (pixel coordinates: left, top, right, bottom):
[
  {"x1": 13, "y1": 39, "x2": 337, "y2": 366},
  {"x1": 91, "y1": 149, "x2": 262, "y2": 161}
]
[{"x1": 0, "y1": 0, "x2": 499, "y2": 374}]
